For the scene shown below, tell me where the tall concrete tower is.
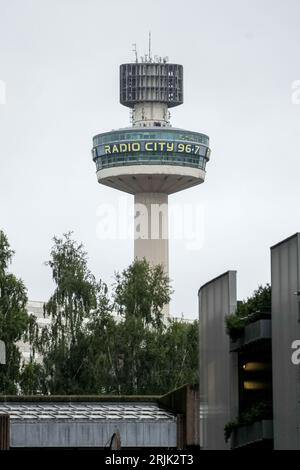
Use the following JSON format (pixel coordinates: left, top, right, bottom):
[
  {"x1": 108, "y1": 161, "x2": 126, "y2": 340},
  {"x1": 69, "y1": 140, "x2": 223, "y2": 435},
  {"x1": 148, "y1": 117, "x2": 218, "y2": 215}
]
[{"x1": 92, "y1": 53, "x2": 210, "y2": 313}]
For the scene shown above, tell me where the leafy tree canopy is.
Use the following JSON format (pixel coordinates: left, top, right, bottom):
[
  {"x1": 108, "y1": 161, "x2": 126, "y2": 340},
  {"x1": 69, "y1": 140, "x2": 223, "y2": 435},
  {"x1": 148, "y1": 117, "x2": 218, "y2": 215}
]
[
  {"x1": 2, "y1": 232, "x2": 198, "y2": 396},
  {"x1": 114, "y1": 258, "x2": 172, "y2": 327},
  {"x1": 0, "y1": 230, "x2": 32, "y2": 393}
]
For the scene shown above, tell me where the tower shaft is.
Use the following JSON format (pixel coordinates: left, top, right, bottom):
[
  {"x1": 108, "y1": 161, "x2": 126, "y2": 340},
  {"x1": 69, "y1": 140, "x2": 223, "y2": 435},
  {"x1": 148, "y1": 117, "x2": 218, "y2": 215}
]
[
  {"x1": 134, "y1": 192, "x2": 169, "y2": 272},
  {"x1": 133, "y1": 102, "x2": 170, "y2": 128},
  {"x1": 134, "y1": 192, "x2": 169, "y2": 315}
]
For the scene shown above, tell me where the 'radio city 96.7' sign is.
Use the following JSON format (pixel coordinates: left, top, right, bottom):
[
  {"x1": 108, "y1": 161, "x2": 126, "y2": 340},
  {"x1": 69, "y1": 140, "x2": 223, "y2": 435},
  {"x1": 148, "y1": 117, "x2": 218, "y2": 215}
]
[{"x1": 101, "y1": 141, "x2": 207, "y2": 157}]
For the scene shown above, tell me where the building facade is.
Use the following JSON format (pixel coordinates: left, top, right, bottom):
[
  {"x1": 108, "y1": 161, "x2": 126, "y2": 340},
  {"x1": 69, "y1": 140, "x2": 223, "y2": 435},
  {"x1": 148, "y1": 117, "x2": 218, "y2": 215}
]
[
  {"x1": 199, "y1": 233, "x2": 300, "y2": 450},
  {"x1": 17, "y1": 301, "x2": 48, "y2": 362}
]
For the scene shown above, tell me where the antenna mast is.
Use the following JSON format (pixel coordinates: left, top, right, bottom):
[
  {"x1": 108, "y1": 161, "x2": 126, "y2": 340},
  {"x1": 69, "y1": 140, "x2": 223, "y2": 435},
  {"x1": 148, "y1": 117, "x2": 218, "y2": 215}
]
[
  {"x1": 148, "y1": 32, "x2": 152, "y2": 62},
  {"x1": 132, "y1": 43, "x2": 138, "y2": 63}
]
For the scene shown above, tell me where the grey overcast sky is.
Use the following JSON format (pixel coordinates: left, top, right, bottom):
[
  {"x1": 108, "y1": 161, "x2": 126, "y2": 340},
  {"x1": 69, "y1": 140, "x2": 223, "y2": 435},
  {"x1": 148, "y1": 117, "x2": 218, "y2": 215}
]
[{"x1": 0, "y1": 0, "x2": 300, "y2": 318}]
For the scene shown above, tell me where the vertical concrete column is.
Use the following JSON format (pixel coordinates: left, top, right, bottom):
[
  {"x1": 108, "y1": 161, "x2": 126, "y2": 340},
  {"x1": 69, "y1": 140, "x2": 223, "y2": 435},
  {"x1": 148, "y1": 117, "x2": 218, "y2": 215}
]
[
  {"x1": 133, "y1": 102, "x2": 169, "y2": 127},
  {"x1": 198, "y1": 271, "x2": 238, "y2": 450},
  {"x1": 0, "y1": 414, "x2": 10, "y2": 450},
  {"x1": 134, "y1": 192, "x2": 169, "y2": 273},
  {"x1": 134, "y1": 192, "x2": 169, "y2": 315},
  {"x1": 271, "y1": 233, "x2": 300, "y2": 449}
]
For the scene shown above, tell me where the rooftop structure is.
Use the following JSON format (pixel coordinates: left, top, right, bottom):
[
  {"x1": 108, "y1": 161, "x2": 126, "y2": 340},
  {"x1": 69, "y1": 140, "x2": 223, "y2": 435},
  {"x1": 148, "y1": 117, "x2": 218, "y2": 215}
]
[{"x1": 0, "y1": 385, "x2": 199, "y2": 449}]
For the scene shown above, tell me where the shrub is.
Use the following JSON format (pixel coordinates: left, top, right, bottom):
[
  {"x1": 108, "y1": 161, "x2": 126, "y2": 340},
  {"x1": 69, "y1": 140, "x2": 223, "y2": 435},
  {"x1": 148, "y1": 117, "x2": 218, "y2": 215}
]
[
  {"x1": 224, "y1": 401, "x2": 273, "y2": 443},
  {"x1": 225, "y1": 314, "x2": 246, "y2": 340},
  {"x1": 225, "y1": 284, "x2": 271, "y2": 340}
]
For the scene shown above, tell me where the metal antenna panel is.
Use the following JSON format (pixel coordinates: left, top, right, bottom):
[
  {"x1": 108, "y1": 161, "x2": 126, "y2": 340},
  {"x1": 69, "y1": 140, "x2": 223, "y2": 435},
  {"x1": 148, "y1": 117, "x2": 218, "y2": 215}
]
[{"x1": 120, "y1": 62, "x2": 184, "y2": 108}]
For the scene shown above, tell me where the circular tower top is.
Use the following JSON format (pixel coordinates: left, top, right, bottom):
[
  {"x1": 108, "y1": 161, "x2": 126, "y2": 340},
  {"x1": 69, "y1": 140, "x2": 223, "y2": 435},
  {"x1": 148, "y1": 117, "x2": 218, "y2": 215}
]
[{"x1": 120, "y1": 62, "x2": 183, "y2": 109}]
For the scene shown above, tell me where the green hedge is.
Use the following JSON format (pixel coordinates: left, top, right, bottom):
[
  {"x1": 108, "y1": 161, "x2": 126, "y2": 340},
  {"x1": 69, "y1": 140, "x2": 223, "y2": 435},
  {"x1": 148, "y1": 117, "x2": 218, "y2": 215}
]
[
  {"x1": 225, "y1": 284, "x2": 271, "y2": 340},
  {"x1": 224, "y1": 401, "x2": 273, "y2": 442},
  {"x1": 0, "y1": 395, "x2": 160, "y2": 403}
]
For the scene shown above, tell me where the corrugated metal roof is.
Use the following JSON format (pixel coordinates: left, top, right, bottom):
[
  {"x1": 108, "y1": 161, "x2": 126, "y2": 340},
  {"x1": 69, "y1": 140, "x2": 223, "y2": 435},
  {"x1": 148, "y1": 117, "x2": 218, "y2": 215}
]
[{"x1": 0, "y1": 402, "x2": 176, "y2": 422}]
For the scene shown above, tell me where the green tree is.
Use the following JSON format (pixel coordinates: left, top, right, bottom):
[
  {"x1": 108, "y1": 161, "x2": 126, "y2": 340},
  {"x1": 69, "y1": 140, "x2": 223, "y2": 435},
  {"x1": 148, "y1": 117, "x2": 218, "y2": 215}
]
[
  {"x1": 110, "y1": 259, "x2": 172, "y2": 393},
  {"x1": 235, "y1": 284, "x2": 271, "y2": 318},
  {"x1": 71, "y1": 258, "x2": 196, "y2": 396},
  {"x1": 19, "y1": 361, "x2": 44, "y2": 395},
  {"x1": 37, "y1": 233, "x2": 101, "y2": 394},
  {"x1": 0, "y1": 230, "x2": 31, "y2": 393},
  {"x1": 71, "y1": 259, "x2": 197, "y2": 396},
  {"x1": 79, "y1": 305, "x2": 120, "y2": 394},
  {"x1": 135, "y1": 319, "x2": 199, "y2": 394},
  {"x1": 225, "y1": 284, "x2": 271, "y2": 338},
  {"x1": 33, "y1": 242, "x2": 198, "y2": 396},
  {"x1": 114, "y1": 258, "x2": 171, "y2": 327},
  {"x1": 58, "y1": 282, "x2": 115, "y2": 394}
]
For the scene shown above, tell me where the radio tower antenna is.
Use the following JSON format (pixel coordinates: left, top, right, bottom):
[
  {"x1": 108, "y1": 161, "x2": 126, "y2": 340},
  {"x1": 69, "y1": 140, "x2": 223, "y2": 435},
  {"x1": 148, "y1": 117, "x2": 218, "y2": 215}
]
[
  {"x1": 148, "y1": 32, "x2": 152, "y2": 61},
  {"x1": 91, "y1": 47, "x2": 211, "y2": 317},
  {"x1": 132, "y1": 43, "x2": 138, "y2": 63}
]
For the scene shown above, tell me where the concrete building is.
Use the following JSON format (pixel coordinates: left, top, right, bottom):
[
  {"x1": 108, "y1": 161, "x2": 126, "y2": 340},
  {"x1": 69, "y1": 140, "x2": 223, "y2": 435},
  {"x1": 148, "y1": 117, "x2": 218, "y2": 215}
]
[
  {"x1": 18, "y1": 301, "x2": 49, "y2": 363},
  {"x1": 198, "y1": 233, "x2": 300, "y2": 450},
  {"x1": 92, "y1": 54, "x2": 211, "y2": 313},
  {"x1": 0, "y1": 340, "x2": 5, "y2": 365}
]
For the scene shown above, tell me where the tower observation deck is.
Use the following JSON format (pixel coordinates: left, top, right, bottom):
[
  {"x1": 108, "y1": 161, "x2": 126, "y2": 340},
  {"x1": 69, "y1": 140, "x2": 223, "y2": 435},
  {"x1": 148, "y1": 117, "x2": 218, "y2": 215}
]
[{"x1": 92, "y1": 54, "x2": 210, "y2": 314}]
